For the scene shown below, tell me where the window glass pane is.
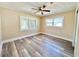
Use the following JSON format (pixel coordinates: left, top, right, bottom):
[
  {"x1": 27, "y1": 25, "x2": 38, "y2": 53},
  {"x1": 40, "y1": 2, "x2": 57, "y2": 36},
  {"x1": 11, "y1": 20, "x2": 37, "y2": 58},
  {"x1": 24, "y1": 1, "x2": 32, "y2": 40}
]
[
  {"x1": 20, "y1": 16, "x2": 29, "y2": 31},
  {"x1": 46, "y1": 19, "x2": 53, "y2": 26},
  {"x1": 53, "y1": 17, "x2": 64, "y2": 27},
  {"x1": 20, "y1": 16, "x2": 38, "y2": 31},
  {"x1": 54, "y1": 22, "x2": 63, "y2": 26},
  {"x1": 21, "y1": 19, "x2": 26, "y2": 31},
  {"x1": 29, "y1": 18, "x2": 36, "y2": 29},
  {"x1": 25, "y1": 19, "x2": 29, "y2": 30}
]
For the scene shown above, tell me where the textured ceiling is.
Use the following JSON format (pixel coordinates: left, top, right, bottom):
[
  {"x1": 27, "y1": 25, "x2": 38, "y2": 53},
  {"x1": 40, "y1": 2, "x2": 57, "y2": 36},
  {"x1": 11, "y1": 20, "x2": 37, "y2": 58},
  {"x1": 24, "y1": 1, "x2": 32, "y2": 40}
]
[{"x1": 0, "y1": 2, "x2": 77, "y2": 16}]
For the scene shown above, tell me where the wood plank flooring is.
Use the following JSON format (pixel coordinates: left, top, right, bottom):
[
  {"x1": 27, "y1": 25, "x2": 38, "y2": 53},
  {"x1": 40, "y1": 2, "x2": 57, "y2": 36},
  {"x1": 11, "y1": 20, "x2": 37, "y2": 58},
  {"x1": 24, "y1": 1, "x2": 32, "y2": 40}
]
[{"x1": 1, "y1": 34, "x2": 74, "y2": 57}]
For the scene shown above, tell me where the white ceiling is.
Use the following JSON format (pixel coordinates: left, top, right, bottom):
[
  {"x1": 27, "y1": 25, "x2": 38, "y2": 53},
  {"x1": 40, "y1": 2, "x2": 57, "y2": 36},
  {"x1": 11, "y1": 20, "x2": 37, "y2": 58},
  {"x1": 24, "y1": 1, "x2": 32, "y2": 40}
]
[{"x1": 0, "y1": 2, "x2": 77, "y2": 16}]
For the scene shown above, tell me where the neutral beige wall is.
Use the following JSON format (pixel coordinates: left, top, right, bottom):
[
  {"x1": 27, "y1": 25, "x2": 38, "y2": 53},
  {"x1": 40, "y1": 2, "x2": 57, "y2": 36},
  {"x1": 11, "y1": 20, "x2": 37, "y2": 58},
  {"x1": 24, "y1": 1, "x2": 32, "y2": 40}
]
[
  {"x1": 0, "y1": 7, "x2": 40, "y2": 41},
  {"x1": 39, "y1": 17, "x2": 45, "y2": 32},
  {"x1": 0, "y1": 6, "x2": 75, "y2": 42},
  {"x1": 40, "y1": 10, "x2": 75, "y2": 41}
]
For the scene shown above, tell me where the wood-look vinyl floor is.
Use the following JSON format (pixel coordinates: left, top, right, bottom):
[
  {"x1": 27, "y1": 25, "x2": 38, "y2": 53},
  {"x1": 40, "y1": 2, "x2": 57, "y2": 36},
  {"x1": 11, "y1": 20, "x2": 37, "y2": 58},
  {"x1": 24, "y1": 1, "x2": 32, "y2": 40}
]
[{"x1": 1, "y1": 34, "x2": 74, "y2": 57}]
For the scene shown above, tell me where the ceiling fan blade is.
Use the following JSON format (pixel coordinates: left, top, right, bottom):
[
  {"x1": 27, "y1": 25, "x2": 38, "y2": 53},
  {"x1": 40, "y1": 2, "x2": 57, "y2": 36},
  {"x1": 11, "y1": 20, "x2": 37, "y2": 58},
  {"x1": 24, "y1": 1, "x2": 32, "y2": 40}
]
[
  {"x1": 50, "y1": 2, "x2": 53, "y2": 4},
  {"x1": 42, "y1": 10, "x2": 50, "y2": 12},
  {"x1": 41, "y1": 12, "x2": 43, "y2": 15},
  {"x1": 32, "y1": 8, "x2": 38, "y2": 10},
  {"x1": 34, "y1": 10, "x2": 40, "y2": 13}
]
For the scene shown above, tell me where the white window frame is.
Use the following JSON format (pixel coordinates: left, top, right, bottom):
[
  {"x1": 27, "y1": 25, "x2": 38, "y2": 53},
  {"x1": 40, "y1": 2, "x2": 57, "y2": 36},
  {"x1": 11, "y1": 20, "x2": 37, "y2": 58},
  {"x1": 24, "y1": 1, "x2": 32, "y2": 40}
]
[
  {"x1": 20, "y1": 16, "x2": 29, "y2": 31},
  {"x1": 20, "y1": 16, "x2": 38, "y2": 31},
  {"x1": 46, "y1": 16, "x2": 64, "y2": 27},
  {"x1": 53, "y1": 16, "x2": 64, "y2": 27},
  {"x1": 46, "y1": 19, "x2": 53, "y2": 27},
  {"x1": 29, "y1": 19, "x2": 37, "y2": 30}
]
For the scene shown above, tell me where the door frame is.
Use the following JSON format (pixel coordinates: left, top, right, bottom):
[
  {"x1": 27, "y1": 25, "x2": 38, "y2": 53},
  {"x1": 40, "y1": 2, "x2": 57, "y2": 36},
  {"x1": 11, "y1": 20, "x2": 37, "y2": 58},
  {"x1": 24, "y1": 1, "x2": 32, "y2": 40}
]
[
  {"x1": 0, "y1": 16, "x2": 2, "y2": 57},
  {"x1": 0, "y1": 16, "x2": 2, "y2": 43},
  {"x1": 74, "y1": 4, "x2": 79, "y2": 57}
]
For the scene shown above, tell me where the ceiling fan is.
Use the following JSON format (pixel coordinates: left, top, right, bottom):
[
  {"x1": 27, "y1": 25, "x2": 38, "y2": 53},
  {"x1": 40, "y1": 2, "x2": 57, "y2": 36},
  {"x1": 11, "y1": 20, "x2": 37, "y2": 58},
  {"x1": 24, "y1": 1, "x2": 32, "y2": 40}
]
[{"x1": 32, "y1": 2, "x2": 53, "y2": 15}]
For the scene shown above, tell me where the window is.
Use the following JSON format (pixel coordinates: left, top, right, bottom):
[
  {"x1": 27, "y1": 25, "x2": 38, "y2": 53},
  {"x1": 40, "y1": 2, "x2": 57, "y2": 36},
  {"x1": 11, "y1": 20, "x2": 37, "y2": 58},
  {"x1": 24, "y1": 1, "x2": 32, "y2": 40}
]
[
  {"x1": 46, "y1": 19, "x2": 53, "y2": 26},
  {"x1": 20, "y1": 16, "x2": 29, "y2": 31},
  {"x1": 46, "y1": 17, "x2": 64, "y2": 27},
  {"x1": 20, "y1": 16, "x2": 38, "y2": 31},
  {"x1": 53, "y1": 17, "x2": 64, "y2": 27},
  {"x1": 29, "y1": 19, "x2": 36, "y2": 29}
]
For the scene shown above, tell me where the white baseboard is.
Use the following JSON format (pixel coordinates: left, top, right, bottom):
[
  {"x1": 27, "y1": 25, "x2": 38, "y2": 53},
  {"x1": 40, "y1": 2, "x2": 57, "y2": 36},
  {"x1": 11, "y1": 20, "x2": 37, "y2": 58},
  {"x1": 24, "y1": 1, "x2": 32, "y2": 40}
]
[
  {"x1": 41, "y1": 32, "x2": 72, "y2": 42},
  {"x1": 2, "y1": 32, "x2": 40, "y2": 44},
  {"x1": 1, "y1": 32, "x2": 72, "y2": 44}
]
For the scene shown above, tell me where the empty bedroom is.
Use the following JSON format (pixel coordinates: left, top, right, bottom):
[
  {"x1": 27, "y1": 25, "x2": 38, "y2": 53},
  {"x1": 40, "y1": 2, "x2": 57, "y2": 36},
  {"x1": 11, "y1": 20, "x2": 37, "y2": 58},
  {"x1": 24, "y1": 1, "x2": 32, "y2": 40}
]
[{"x1": 0, "y1": 2, "x2": 79, "y2": 57}]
